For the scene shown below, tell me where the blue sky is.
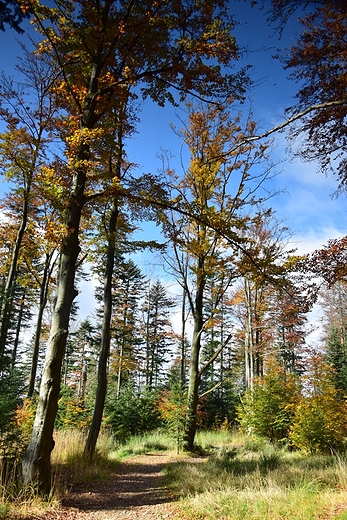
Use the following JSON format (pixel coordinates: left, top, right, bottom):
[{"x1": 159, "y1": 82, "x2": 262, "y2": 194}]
[
  {"x1": 0, "y1": 1, "x2": 345, "y2": 340},
  {"x1": 121, "y1": 1, "x2": 346, "y2": 259},
  {"x1": 1, "y1": 2, "x2": 344, "y2": 251}
]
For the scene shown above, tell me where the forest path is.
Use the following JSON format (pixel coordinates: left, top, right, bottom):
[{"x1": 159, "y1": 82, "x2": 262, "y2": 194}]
[
  {"x1": 23, "y1": 451, "x2": 346, "y2": 520},
  {"x1": 49, "y1": 452, "x2": 189, "y2": 520}
]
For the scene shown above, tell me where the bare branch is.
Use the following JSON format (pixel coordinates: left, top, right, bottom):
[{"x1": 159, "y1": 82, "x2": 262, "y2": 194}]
[
  {"x1": 199, "y1": 381, "x2": 222, "y2": 399},
  {"x1": 231, "y1": 98, "x2": 347, "y2": 152},
  {"x1": 198, "y1": 333, "x2": 233, "y2": 379}
]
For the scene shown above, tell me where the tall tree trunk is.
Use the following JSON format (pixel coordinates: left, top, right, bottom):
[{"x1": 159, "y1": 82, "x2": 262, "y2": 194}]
[
  {"x1": 84, "y1": 198, "x2": 118, "y2": 459},
  {"x1": 0, "y1": 189, "x2": 31, "y2": 362},
  {"x1": 183, "y1": 259, "x2": 204, "y2": 451},
  {"x1": 27, "y1": 252, "x2": 56, "y2": 398},
  {"x1": 22, "y1": 142, "x2": 88, "y2": 494},
  {"x1": 21, "y1": 46, "x2": 105, "y2": 489}
]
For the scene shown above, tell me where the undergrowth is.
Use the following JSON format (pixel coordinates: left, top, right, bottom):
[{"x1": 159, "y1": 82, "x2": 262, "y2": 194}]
[{"x1": 2, "y1": 428, "x2": 347, "y2": 519}]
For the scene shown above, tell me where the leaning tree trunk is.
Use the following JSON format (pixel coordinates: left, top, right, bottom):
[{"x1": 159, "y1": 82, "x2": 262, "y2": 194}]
[
  {"x1": 84, "y1": 198, "x2": 118, "y2": 459},
  {"x1": 22, "y1": 144, "x2": 88, "y2": 494}
]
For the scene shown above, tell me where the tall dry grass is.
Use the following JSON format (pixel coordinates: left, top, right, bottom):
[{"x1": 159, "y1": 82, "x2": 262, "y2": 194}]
[{"x1": 0, "y1": 428, "x2": 118, "y2": 519}]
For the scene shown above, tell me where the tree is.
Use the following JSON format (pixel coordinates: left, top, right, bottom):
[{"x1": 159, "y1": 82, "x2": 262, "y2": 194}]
[
  {"x1": 272, "y1": 286, "x2": 307, "y2": 373},
  {"x1": 162, "y1": 102, "x2": 276, "y2": 450},
  {"x1": 0, "y1": 0, "x2": 30, "y2": 33},
  {"x1": 238, "y1": 357, "x2": 301, "y2": 443},
  {"x1": 25, "y1": 243, "x2": 58, "y2": 398},
  {"x1": 303, "y1": 236, "x2": 347, "y2": 287},
  {"x1": 289, "y1": 355, "x2": 347, "y2": 453},
  {"x1": 141, "y1": 279, "x2": 176, "y2": 390},
  {"x1": 84, "y1": 92, "x2": 133, "y2": 459},
  {"x1": 105, "y1": 385, "x2": 160, "y2": 441},
  {"x1": 223, "y1": 211, "x2": 304, "y2": 389},
  {"x1": 62, "y1": 319, "x2": 99, "y2": 400},
  {"x1": 325, "y1": 325, "x2": 347, "y2": 398},
  {"x1": 22, "y1": 0, "x2": 249, "y2": 493},
  {"x1": 198, "y1": 275, "x2": 239, "y2": 428},
  {"x1": 319, "y1": 281, "x2": 347, "y2": 397},
  {"x1": 274, "y1": 0, "x2": 347, "y2": 189},
  {"x1": 109, "y1": 259, "x2": 146, "y2": 395},
  {"x1": 0, "y1": 53, "x2": 57, "y2": 368}
]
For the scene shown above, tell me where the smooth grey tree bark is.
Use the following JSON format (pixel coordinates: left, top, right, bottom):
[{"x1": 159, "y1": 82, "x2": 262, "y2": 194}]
[
  {"x1": 183, "y1": 258, "x2": 204, "y2": 451},
  {"x1": 22, "y1": 137, "x2": 89, "y2": 493},
  {"x1": 84, "y1": 197, "x2": 118, "y2": 459}
]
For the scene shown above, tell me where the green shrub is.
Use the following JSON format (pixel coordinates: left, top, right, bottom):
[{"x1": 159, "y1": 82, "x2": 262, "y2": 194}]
[
  {"x1": 105, "y1": 386, "x2": 161, "y2": 441},
  {"x1": 290, "y1": 357, "x2": 347, "y2": 454},
  {"x1": 237, "y1": 358, "x2": 301, "y2": 443}
]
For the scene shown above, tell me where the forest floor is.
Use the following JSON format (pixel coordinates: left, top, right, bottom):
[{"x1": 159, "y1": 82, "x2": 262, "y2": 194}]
[
  {"x1": 38, "y1": 453, "x2": 191, "y2": 520},
  {"x1": 14, "y1": 447, "x2": 347, "y2": 520}
]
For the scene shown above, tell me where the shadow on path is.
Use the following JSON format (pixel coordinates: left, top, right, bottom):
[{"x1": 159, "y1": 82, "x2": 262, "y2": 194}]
[{"x1": 62, "y1": 454, "x2": 171, "y2": 512}]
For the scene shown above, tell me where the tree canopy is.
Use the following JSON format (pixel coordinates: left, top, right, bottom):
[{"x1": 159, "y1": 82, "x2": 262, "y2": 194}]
[{"x1": 0, "y1": 0, "x2": 30, "y2": 33}]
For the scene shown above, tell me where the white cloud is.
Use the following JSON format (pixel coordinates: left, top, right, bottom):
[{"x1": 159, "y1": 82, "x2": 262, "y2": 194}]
[{"x1": 293, "y1": 226, "x2": 345, "y2": 255}]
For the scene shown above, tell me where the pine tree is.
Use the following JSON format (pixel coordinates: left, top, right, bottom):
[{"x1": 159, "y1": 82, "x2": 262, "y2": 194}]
[
  {"x1": 109, "y1": 259, "x2": 146, "y2": 396},
  {"x1": 320, "y1": 282, "x2": 347, "y2": 397},
  {"x1": 141, "y1": 279, "x2": 176, "y2": 390}
]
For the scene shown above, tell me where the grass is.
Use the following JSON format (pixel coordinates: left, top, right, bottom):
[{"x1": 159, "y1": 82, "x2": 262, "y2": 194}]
[
  {"x1": 1, "y1": 428, "x2": 347, "y2": 519},
  {"x1": 112, "y1": 430, "x2": 177, "y2": 459},
  {"x1": 163, "y1": 430, "x2": 347, "y2": 519}
]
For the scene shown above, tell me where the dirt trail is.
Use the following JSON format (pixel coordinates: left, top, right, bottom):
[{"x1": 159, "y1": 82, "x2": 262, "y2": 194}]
[{"x1": 55, "y1": 453, "x2": 183, "y2": 520}]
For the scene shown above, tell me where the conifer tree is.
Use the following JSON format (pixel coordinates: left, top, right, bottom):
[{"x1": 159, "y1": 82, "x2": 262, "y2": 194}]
[{"x1": 141, "y1": 279, "x2": 176, "y2": 390}]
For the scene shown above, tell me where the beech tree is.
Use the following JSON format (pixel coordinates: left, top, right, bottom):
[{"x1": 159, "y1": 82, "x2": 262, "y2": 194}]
[
  {"x1": 0, "y1": 52, "x2": 56, "y2": 370},
  {"x1": 22, "y1": 0, "x2": 249, "y2": 492},
  {"x1": 235, "y1": 214, "x2": 306, "y2": 385},
  {"x1": 84, "y1": 92, "x2": 133, "y2": 459},
  {"x1": 162, "y1": 102, "x2": 276, "y2": 450}
]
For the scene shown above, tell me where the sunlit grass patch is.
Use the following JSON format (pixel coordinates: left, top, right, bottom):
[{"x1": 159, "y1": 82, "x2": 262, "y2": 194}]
[
  {"x1": 194, "y1": 428, "x2": 233, "y2": 451},
  {"x1": 112, "y1": 431, "x2": 177, "y2": 460},
  {"x1": 178, "y1": 485, "x2": 347, "y2": 520},
  {"x1": 164, "y1": 431, "x2": 347, "y2": 519}
]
